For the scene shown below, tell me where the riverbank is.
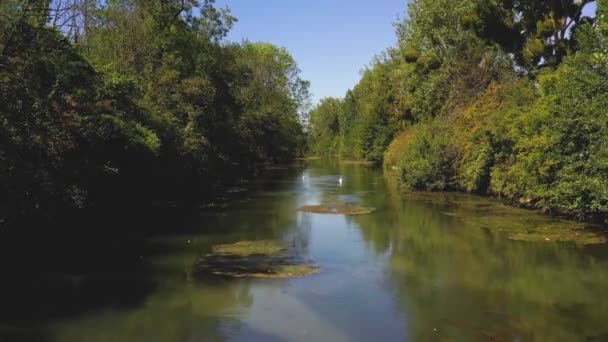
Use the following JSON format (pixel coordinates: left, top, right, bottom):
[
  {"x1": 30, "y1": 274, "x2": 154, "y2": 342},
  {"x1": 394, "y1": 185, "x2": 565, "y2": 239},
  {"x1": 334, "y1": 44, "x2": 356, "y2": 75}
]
[
  {"x1": 307, "y1": 1, "x2": 608, "y2": 227},
  {"x1": 302, "y1": 156, "x2": 608, "y2": 244},
  {"x1": 381, "y1": 160, "x2": 608, "y2": 245}
]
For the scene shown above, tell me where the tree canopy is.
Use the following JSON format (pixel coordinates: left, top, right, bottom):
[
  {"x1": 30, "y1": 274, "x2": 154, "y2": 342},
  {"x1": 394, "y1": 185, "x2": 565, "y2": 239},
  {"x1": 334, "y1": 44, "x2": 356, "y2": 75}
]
[{"x1": 0, "y1": 0, "x2": 310, "y2": 224}]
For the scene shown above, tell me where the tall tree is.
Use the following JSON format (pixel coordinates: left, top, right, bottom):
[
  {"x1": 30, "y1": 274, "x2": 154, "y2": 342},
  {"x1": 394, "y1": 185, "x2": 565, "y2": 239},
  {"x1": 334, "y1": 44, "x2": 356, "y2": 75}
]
[{"x1": 477, "y1": 0, "x2": 596, "y2": 67}]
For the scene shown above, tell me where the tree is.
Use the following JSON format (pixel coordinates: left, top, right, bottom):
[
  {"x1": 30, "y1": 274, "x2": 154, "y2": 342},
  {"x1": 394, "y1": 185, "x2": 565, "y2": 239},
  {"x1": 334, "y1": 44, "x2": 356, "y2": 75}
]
[
  {"x1": 236, "y1": 42, "x2": 310, "y2": 162},
  {"x1": 477, "y1": 0, "x2": 596, "y2": 68},
  {"x1": 308, "y1": 98, "x2": 342, "y2": 155},
  {"x1": 0, "y1": 0, "x2": 310, "y2": 223}
]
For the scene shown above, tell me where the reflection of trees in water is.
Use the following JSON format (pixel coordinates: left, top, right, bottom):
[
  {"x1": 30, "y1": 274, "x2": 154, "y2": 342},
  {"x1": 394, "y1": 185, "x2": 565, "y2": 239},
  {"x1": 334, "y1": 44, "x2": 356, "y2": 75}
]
[
  {"x1": 353, "y1": 174, "x2": 608, "y2": 341},
  {"x1": 288, "y1": 211, "x2": 312, "y2": 261},
  {"x1": 208, "y1": 169, "x2": 304, "y2": 241},
  {"x1": 305, "y1": 161, "x2": 384, "y2": 218},
  {"x1": 50, "y1": 281, "x2": 256, "y2": 342},
  {"x1": 46, "y1": 170, "x2": 302, "y2": 341},
  {"x1": 43, "y1": 165, "x2": 312, "y2": 342}
]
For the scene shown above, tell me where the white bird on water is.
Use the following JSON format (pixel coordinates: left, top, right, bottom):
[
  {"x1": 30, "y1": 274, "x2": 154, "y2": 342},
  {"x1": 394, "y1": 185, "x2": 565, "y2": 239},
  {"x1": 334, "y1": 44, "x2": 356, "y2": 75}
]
[{"x1": 338, "y1": 176, "x2": 343, "y2": 186}]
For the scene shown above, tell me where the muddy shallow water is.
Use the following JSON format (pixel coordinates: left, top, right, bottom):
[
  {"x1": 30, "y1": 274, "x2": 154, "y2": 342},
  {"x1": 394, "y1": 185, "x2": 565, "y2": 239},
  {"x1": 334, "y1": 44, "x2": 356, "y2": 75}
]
[{"x1": 3, "y1": 158, "x2": 608, "y2": 341}]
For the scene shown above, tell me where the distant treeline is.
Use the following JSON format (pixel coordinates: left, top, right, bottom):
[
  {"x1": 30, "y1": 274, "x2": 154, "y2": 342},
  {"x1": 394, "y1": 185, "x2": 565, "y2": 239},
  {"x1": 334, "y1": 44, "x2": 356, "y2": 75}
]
[
  {"x1": 0, "y1": 0, "x2": 310, "y2": 223},
  {"x1": 309, "y1": 0, "x2": 608, "y2": 222}
]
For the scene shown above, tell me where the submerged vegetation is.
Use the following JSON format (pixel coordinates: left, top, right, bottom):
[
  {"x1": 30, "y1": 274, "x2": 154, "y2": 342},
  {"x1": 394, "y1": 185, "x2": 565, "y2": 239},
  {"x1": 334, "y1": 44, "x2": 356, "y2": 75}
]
[
  {"x1": 400, "y1": 191, "x2": 608, "y2": 245},
  {"x1": 298, "y1": 203, "x2": 376, "y2": 215},
  {"x1": 196, "y1": 240, "x2": 319, "y2": 278},
  {"x1": 309, "y1": 0, "x2": 608, "y2": 223},
  {"x1": 0, "y1": 0, "x2": 309, "y2": 225}
]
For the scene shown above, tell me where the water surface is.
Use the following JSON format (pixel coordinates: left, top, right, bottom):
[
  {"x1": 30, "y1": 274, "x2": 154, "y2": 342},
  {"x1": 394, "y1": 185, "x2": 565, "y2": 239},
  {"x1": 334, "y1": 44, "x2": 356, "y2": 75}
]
[{"x1": 2, "y1": 159, "x2": 608, "y2": 341}]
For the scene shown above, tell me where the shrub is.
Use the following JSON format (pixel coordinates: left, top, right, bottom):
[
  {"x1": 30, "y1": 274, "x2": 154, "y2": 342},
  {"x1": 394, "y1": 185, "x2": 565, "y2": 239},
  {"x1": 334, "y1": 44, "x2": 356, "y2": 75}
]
[{"x1": 398, "y1": 119, "x2": 457, "y2": 191}]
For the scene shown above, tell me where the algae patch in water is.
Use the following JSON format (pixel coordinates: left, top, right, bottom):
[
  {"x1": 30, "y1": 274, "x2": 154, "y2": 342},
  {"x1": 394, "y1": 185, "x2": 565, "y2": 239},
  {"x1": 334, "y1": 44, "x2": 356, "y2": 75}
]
[
  {"x1": 298, "y1": 202, "x2": 376, "y2": 215},
  {"x1": 196, "y1": 240, "x2": 319, "y2": 279},
  {"x1": 339, "y1": 160, "x2": 376, "y2": 166},
  {"x1": 400, "y1": 191, "x2": 608, "y2": 245},
  {"x1": 211, "y1": 240, "x2": 284, "y2": 256},
  {"x1": 465, "y1": 214, "x2": 608, "y2": 245}
]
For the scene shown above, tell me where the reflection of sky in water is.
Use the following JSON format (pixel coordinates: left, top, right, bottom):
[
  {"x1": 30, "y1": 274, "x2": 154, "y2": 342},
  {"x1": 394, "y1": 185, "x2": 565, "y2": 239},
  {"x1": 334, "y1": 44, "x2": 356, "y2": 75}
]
[{"x1": 224, "y1": 162, "x2": 407, "y2": 341}]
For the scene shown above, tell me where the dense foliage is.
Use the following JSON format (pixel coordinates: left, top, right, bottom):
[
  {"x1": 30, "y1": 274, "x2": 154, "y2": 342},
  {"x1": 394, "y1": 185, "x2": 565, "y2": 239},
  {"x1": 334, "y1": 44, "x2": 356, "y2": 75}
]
[
  {"x1": 0, "y1": 0, "x2": 309, "y2": 224},
  {"x1": 309, "y1": 0, "x2": 608, "y2": 221}
]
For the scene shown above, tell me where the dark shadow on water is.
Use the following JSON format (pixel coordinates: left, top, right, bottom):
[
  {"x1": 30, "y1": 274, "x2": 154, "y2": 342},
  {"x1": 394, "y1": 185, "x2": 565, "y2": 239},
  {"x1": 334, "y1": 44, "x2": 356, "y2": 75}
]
[
  {"x1": 0, "y1": 165, "x2": 306, "y2": 341},
  {"x1": 0, "y1": 327, "x2": 48, "y2": 342},
  {"x1": 0, "y1": 205, "x2": 215, "y2": 341}
]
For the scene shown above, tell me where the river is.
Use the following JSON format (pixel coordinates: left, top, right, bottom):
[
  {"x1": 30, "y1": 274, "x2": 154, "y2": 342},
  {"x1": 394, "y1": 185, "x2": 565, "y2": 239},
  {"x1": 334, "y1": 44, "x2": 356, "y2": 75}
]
[{"x1": 2, "y1": 159, "x2": 608, "y2": 341}]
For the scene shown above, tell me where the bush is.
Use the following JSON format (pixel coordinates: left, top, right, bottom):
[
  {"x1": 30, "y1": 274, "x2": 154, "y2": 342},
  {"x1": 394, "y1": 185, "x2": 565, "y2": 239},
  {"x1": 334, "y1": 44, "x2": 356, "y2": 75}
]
[{"x1": 398, "y1": 119, "x2": 457, "y2": 191}]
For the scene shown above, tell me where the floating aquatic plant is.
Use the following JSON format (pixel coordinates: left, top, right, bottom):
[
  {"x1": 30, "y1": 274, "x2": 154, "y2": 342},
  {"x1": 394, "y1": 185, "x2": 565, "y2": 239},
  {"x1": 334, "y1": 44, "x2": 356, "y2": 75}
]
[
  {"x1": 298, "y1": 202, "x2": 375, "y2": 215},
  {"x1": 196, "y1": 240, "x2": 319, "y2": 279}
]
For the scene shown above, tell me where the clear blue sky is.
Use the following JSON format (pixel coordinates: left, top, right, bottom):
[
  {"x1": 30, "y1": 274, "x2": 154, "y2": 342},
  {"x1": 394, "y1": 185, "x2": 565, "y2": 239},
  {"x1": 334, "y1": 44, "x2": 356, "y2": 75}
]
[
  {"x1": 584, "y1": 2, "x2": 597, "y2": 19},
  {"x1": 215, "y1": 0, "x2": 407, "y2": 104},
  {"x1": 215, "y1": 1, "x2": 598, "y2": 105}
]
